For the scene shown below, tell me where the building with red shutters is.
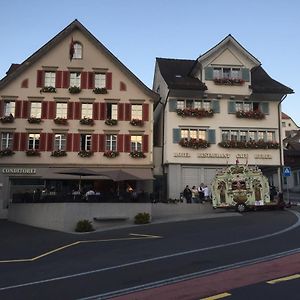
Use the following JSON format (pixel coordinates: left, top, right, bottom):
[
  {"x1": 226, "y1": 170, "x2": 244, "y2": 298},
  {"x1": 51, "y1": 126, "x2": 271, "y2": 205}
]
[{"x1": 0, "y1": 20, "x2": 158, "y2": 221}]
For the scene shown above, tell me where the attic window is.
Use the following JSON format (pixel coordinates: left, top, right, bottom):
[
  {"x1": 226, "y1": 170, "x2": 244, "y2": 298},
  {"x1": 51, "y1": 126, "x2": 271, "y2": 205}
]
[
  {"x1": 73, "y1": 42, "x2": 83, "y2": 59},
  {"x1": 175, "y1": 75, "x2": 182, "y2": 78}
]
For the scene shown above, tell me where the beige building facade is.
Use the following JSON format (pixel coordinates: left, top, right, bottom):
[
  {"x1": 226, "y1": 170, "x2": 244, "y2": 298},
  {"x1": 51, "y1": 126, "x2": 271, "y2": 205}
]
[
  {"x1": 153, "y1": 35, "x2": 293, "y2": 199},
  {"x1": 0, "y1": 20, "x2": 158, "y2": 218}
]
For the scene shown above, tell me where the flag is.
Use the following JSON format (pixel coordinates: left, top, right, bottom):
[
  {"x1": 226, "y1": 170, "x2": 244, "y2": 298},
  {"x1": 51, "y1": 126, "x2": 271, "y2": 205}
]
[
  {"x1": 69, "y1": 37, "x2": 75, "y2": 61},
  {"x1": 236, "y1": 159, "x2": 239, "y2": 165}
]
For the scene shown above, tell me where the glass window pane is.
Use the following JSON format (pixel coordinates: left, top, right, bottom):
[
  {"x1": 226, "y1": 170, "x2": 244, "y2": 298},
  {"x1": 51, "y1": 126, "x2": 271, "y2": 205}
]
[
  {"x1": 181, "y1": 129, "x2": 189, "y2": 139},
  {"x1": 94, "y1": 73, "x2": 106, "y2": 88},
  {"x1": 177, "y1": 100, "x2": 184, "y2": 109},
  {"x1": 54, "y1": 134, "x2": 66, "y2": 150},
  {"x1": 194, "y1": 100, "x2": 202, "y2": 109},
  {"x1": 30, "y1": 102, "x2": 42, "y2": 118},
  {"x1": 222, "y1": 130, "x2": 230, "y2": 141},
  {"x1": 56, "y1": 103, "x2": 68, "y2": 118},
  {"x1": 198, "y1": 130, "x2": 206, "y2": 140},
  {"x1": 190, "y1": 129, "x2": 197, "y2": 139},
  {"x1": 249, "y1": 131, "x2": 256, "y2": 141},
  {"x1": 240, "y1": 131, "x2": 247, "y2": 142},
  {"x1": 44, "y1": 72, "x2": 56, "y2": 87},
  {"x1": 231, "y1": 131, "x2": 238, "y2": 141},
  {"x1": 1, "y1": 132, "x2": 13, "y2": 149},
  {"x1": 131, "y1": 104, "x2": 142, "y2": 119},
  {"x1": 235, "y1": 102, "x2": 243, "y2": 111},
  {"x1": 258, "y1": 131, "x2": 265, "y2": 141},
  {"x1": 186, "y1": 100, "x2": 193, "y2": 108},
  {"x1": 213, "y1": 68, "x2": 221, "y2": 79},
  {"x1": 73, "y1": 43, "x2": 82, "y2": 59},
  {"x1": 81, "y1": 103, "x2": 93, "y2": 119},
  {"x1": 4, "y1": 101, "x2": 15, "y2": 116},
  {"x1": 70, "y1": 72, "x2": 81, "y2": 87},
  {"x1": 130, "y1": 135, "x2": 142, "y2": 151},
  {"x1": 28, "y1": 133, "x2": 40, "y2": 150},
  {"x1": 203, "y1": 100, "x2": 211, "y2": 111}
]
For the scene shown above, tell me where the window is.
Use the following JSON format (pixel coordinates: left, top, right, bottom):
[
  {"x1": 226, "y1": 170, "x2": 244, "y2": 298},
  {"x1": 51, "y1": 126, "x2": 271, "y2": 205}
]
[
  {"x1": 4, "y1": 101, "x2": 15, "y2": 117},
  {"x1": 240, "y1": 131, "x2": 247, "y2": 142},
  {"x1": 73, "y1": 42, "x2": 82, "y2": 59},
  {"x1": 258, "y1": 131, "x2": 265, "y2": 141},
  {"x1": 54, "y1": 133, "x2": 66, "y2": 150},
  {"x1": 177, "y1": 99, "x2": 211, "y2": 110},
  {"x1": 44, "y1": 71, "x2": 56, "y2": 87},
  {"x1": 106, "y1": 134, "x2": 117, "y2": 151},
  {"x1": 106, "y1": 103, "x2": 118, "y2": 119},
  {"x1": 221, "y1": 129, "x2": 276, "y2": 143},
  {"x1": 80, "y1": 134, "x2": 91, "y2": 151},
  {"x1": 177, "y1": 100, "x2": 185, "y2": 110},
  {"x1": 30, "y1": 102, "x2": 42, "y2": 118},
  {"x1": 222, "y1": 130, "x2": 230, "y2": 142},
  {"x1": 235, "y1": 101, "x2": 261, "y2": 112},
  {"x1": 266, "y1": 131, "x2": 275, "y2": 142},
  {"x1": 81, "y1": 103, "x2": 93, "y2": 119},
  {"x1": 282, "y1": 122, "x2": 286, "y2": 127},
  {"x1": 230, "y1": 131, "x2": 238, "y2": 141},
  {"x1": 95, "y1": 73, "x2": 106, "y2": 88},
  {"x1": 56, "y1": 102, "x2": 68, "y2": 118},
  {"x1": 131, "y1": 104, "x2": 142, "y2": 119},
  {"x1": 213, "y1": 67, "x2": 241, "y2": 79},
  {"x1": 28, "y1": 133, "x2": 40, "y2": 150},
  {"x1": 1, "y1": 132, "x2": 13, "y2": 150},
  {"x1": 70, "y1": 72, "x2": 81, "y2": 87},
  {"x1": 249, "y1": 131, "x2": 256, "y2": 141},
  {"x1": 131, "y1": 135, "x2": 142, "y2": 152},
  {"x1": 180, "y1": 128, "x2": 207, "y2": 140}
]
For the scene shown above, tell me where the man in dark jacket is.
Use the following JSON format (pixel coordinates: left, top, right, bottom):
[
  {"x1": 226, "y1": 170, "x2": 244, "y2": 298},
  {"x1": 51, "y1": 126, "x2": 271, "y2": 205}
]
[{"x1": 183, "y1": 185, "x2": 192, "y2": 203}]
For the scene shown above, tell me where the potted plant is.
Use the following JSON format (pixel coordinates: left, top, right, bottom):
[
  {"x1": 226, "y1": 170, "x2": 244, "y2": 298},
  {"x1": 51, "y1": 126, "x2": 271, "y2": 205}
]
[
  {"x1": 103, "y1": 150, "x2": 119, "y2": 158},
  {"x1": 51, "y1": 150, "x2": 67, "y2": 157},
  {"x1": 40, "y1": 86, "x2": 56, "y2": 93},
  {"x1": 0, "y1": 114, "x2": 14, "y2": 124},
  {"x1": 129, "y1": 150, "x2": 146, "y2": 158},
  {"x1": 176, "y1": 108, "x2": 214, "y2": 118},
  {"x1": 130, "y1": 119, "x2": 144, "y2": 126},
  {"x1": 236, "y1": 110, "x2": 265, "y2": 120},
  {"x1": 105, "y1": 119, "x2": 118, "y2": 126},
  {"x1": 26, "y1": 149, "x2": 41, "y2": 156},
  {"x1": 78, "y1": 150, "x2": 93, "y2": 158},
  {"x1": 54, "y1": 117, "x2": 68, "y2": 125},
  {"x1": 28, "y1": 117, "x2": 42, "y2": 124},
  {"x1": 179, "y1": 138, "x2": 210, "y2": 149},
  {"x1": 80, "y1": 117, "x2": 94, "y2": 126},
  {"x1": 68, "y1": 86, "x2": 81, "y2": 94},
  {"x1": 93, "y1": 87, "x2": 108, "y2": 94},
  {"x1": 0, "y1": 148, "x2": 15, "y2": 157}
]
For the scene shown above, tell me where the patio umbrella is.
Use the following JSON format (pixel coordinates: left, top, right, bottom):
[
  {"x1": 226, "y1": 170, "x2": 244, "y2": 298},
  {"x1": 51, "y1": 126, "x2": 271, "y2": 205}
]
[
  {"x1": 56, "y1": 167, "x2": 100, "y2": 190},
  {"x1": 98, "y1": 169, "x2": 140, "y2": 182}
]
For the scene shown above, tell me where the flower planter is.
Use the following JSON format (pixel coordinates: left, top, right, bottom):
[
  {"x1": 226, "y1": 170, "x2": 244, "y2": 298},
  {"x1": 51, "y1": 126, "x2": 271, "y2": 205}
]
[
  {"x1": 40, "y1": 86, "x2": 56, "y2": 93},
  {"x1": 93, "y1": 87, "x2": 108, "y2": 94},
  {"x1": 179, "y1": 138, "x2": 210, "y2": 149},
  {"x1": 51, "y1": 150, "x2": 67, "y2": 157},
  {"x1": 214, "y1": 78, "x2": 245, "y2": 85},
  {"x1": 28, "y1": 117, "x2": 42, "y2": 124},
  {"x1": 68, "y1": 86, "x2": 81, "y2": 94},
  {"x1": 218, "y1": 140, "x2": 279, "y2": 149},
  {"x1": 78, "y1": 150, "x2": 93, "y2": 158},
  {"x1": 26, "y1": 149, "x2": 41, "y2": 156},
  {"x1": 0, "y1": 148, "x2": 15, "y2": 157},
  {"x1": 176, "y1": 108, "x2": 214, "y2": 118},
  {"x1": 236, "y1": 110, "x2": 265, "y2": 120},
  {"x1": 105, "y1": 119, "x2": 118, "y2": 126},
  {"x1": 80, "y1": 118, "x2": 94, "y2": 126},
  {"x1": 0, "y1": 114, "x2": 14, "y2": 124},
  {"x1": 54, "y1": 118, "x2": 68, "y2": 125},
  {"x1": 129, "y1": 151, "x2": 146, "y2": 158},
  {"x1": 103, "y1": 151, "x2": 119, "y2": 158},
  {"x1": 130, "y1": 119, "x2": 144, "y2": 126}
]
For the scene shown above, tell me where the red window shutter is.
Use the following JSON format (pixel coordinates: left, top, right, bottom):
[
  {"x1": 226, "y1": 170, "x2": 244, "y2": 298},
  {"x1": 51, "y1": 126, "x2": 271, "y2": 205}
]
[
  {"x1": 47, "y1": 133, "x2": 54, "y2": 151},
  {"x1": 98, "y1": 134, "x2": 105, "y2": 152},
  {"x1": 73, "y1": 133, "x2": 80, "y2": 152},
  {"x1": 142, "y1": 103, "x2": 149, "y2": 121},
  {"x1": 91, "y1": 134, "x2": 99, "y2": 152},
  {"x1": 55, "y1": 71, "x2": 63, "y2": 88},
  {"x1": 21, "y1": 79, "x2": 28, "y2": 88},
  {"x1": 15, "y1": 100, "x2": 22, "y2": 118},
  {"x1": 62, "y1": 71, "x2": 70, "y2": 88},
  {"x1": 118, "y1": 103, "x2": 124, "y2": 121},
  {"x1": 124, "y1": 134, "x2": 131, "y2": 152},
  {"x1": 39, "y1": 133, "x2": 46, "y2": 151},
  {"x1": 20, "y1": 133, "x2": 27, "y2": 151},
  {"x1": 125, "y1": 103, "x2": 131, "y2": 121},
  {"x1": 66, "y1": 134, "x2": 73, "y2": 152},
  {"x1": 22, "y1": 101, "x2": 29, "y2": 118},
  {"x1": 36, "y1": 70, "x2": 44, "y2": 88},
  {"x1": 48, "y1": 102, "x2": 55, "y2": 119},
  {"x1": 106, "y1": 72, "x2": 112, "y2": 90},
  {"x1": 100, "y1": 103, "x2": 106, "y2": 120},
  {"x1": 142, "y1": 135, "x2": 149, "y2": 153},
  {"x1": 0, "y1": 100, "x2": 3, "y2": 117},
  {"x1": 117, "y1": 135, "x2": 124, "y2": 152},
  {"x1": 93, "y1": 103, "x2": 99, "y2": 120},
  {"x1": 120, "y1": 81, "x2": 127, "y2": 91},
  {"x1": 41, "y1": 101, "x2": 48, "y2": 119},
  {"x1": 67, "y1": 102, "x2": 74, "y2": 120},
  {"x1": 81, "y1": 72, "x2": 88, "y2": 89},
  {"x1": 13, "y1": 132, "x2": 20, "y2": 151},
  {"x1": 74, "y1": 102, "x2": 81, "y2": 119},
  {"x1": 88, "y1": 72, "x2": 95, "y2": 89}
]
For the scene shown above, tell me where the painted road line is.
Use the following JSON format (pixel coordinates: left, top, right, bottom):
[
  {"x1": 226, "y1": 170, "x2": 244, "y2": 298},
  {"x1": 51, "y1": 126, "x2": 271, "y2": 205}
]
[
  {"x1": 0, "y1": 234, "x2": 162, "y2": 264},
  {"x1": 267, "y1": 274, "x2": 300, "y2": 284},
  {"x1": 201, "y1": 292, "x2": 231, "y2": 300}
]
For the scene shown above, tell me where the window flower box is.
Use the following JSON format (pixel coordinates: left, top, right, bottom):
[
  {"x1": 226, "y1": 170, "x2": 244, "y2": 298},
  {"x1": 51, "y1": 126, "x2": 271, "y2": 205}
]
[
  {"x1": 51, "y1": 150, "x2": 67, "y2": 157},
  {"x1": 54, "y1": 117, "x2": 68, "y2": 125},
  {"x1": 236, "y1": 110, "x2": 265, "y2": 120},
  {"x1": 179, "y1": 138, "x2": 210, "y2": 149},
  {"x1": 78, "y1": 150, "x2": 94, "y2": 158},
  {"x1": 40, "y1": 86, "x2": 56, "y2": 93},
  {"x1": 214, "y1": 78, "x2": 245, "y2": 86},
  {"x1": 80, "y1": 117, "x2": 94, "y2": 126},
  {"x1": 26, "y1": 149, "x2": 41, "y2": 156},
  {"x1": 0, "y1": 148, "x2": 15, "y2": 157},
  {"x1": 130, "y1": 119, "x2": 144, "y2": 127},
  {"x1": 105, "y1": 119, "x2": 118, "y2": 126},
  {"x1": 218, "y1": 140, "x2": 279, "y2": 149},
  {"x1": 93, "y1": 87, "x2": 108, "y2": 94},
  {"x1": 176, "y1": 108, "x2": 214, "y2": 118},
  {"x1": 28, "y1": 117, "x2": 42, "y2": 124},
  {"x1": 0, "y1": 114, "x2": 14, "y2": 124},
  {"x1": 129, "y1": 151, "x2": 146, "y2": 158},
  {"x1": 103, "y1": 150, "x2": 119, "y2": 158},
  {"x1": 68, "y1": 86, "x2": 81, "y2": 94}
]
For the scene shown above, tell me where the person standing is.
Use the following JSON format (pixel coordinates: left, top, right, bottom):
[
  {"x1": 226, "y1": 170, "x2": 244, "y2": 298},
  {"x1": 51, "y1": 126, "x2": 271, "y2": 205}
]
[
  {"x1": 203, "y1": 185, "x2": 209, "y2": 202},
  {"x1": 191, "y1": 186, "x2": 198, "y2": 203},
  {"x1": 183, "y1": 185, "x2": 192, "y2": 203},
  {"x1": 198, "y1": 184, "x2": 204, "y2": 203}
]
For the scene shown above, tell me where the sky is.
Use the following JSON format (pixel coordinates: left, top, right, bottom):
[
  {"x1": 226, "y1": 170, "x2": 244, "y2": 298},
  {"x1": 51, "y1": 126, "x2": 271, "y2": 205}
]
[{"x1": 1, "y1": 0, "x2": 299, "y2": 125}]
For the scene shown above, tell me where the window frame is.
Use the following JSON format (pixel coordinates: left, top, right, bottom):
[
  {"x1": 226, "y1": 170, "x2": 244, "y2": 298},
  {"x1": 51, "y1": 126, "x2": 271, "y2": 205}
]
[
  {"x1": 3, "y1": 100, "x2": 15, "y2": 117},
  {"x1": 81, "y1": 103, "x2": 93, "y2": 119},
  {"x1": 106, "y1": 103, "x2": 118, "y2": 120},
  {"x1": 221, "y1": 129, "x2": 277, "y2": 143},
  {"x1": 56, "y1": 102, "x2": 68, "y2": 119},
  {"x1": 54, "y1": 133, "x2": 67, "y2": 151},
  {"x1": 106, "y1": 134, "x2": 117, "y2": 151},
  {"x1": 177, "y1": 99, "x2": 211, "y2": 110},
  {"x1": 213, "y1": 67, "x2": 241, "y2": 79},
  {"x1": 44, "y1": 71, "x2": 56, "y2": 87},
  {"x1": 73, "y1": 42, "x2": 83, "y2": 59},
  {"x1": 131, "y1": 104, "x2": 143, "y2": 120},
  {"x1": 180, "y1": 128, "x2": 207, "y2": 140},
  {"x1": 28, "y1": 133, "x2": 40, "y2": 150},
  {"x1": 30, "y1": 102, "x2": 42, "y2": 118},
  {"x1": 70, "y1": 72, "x2": 81, "y2": 88},
  {"x1": 1, "y1": 132, "x2": 13, "y2": 150},
  {"x1": 80, "y1": 134, "x2": 92, "y2": 151},
  {"x1": 130, "y1": 135, "x2": 142, "y2": 152},
  {"x1": 94, "y1": 73, "x2": 106, "y2": 89}
]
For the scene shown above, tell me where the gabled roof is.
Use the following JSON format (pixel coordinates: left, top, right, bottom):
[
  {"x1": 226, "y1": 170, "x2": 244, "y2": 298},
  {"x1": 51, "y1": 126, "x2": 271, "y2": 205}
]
[
  {"x1": 156, "y1": 58, "x2": 207, "y2": 91},
  {"x1": 0, "y1": 19, "x2": 158, "y2": 100},
  {"x1": 281, "y1": 112, "x2": 291, "y2": 119}
]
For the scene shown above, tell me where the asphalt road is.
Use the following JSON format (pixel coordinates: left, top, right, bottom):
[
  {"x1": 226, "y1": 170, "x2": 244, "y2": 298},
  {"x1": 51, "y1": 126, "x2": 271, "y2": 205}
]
[{"x1": 0, "y1": 209, "x2": 300, "y2": 299}]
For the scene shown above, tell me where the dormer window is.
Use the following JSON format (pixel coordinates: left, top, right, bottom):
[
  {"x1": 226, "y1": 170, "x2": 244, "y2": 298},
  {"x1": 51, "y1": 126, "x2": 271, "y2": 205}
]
[
  {"x1": 213, "y1": 67, "x2": 241, "y2": 80},
  {"x1": 73, "y1": 42, "x2": 82, "y2": 59}
]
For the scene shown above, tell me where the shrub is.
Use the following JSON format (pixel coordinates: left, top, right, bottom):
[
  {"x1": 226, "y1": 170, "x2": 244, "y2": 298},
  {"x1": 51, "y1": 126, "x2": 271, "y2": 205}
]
[
  {"x1": 134, "y1": 212, "x2": 150, "y2": 224},
  {"x1": 75, "y1": 219, "x2": 94, "y2": 232}
]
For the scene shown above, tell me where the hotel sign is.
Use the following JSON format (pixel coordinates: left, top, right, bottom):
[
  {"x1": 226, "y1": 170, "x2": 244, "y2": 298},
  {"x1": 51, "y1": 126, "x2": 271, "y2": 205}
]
[{"x1": 2, "y1": 168, "x2": 37, "y2": 174}]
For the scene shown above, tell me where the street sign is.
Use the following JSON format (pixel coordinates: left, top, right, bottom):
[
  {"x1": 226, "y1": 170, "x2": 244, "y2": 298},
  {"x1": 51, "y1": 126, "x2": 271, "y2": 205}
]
[{"x1": 283, "y1": 166, "x2": 291, "y2": 177}]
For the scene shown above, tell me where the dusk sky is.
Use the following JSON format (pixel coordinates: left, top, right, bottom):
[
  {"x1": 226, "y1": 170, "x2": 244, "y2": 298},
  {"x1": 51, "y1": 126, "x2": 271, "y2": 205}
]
[{"x1": 1, "y1": 0, "x2": 299, "y2": 125}]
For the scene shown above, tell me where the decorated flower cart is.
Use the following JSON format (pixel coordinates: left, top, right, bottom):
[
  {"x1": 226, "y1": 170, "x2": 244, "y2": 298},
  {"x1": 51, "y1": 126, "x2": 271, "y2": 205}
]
[{"x1": 211, "y1": 164, "x2": 282, "y2": 212}]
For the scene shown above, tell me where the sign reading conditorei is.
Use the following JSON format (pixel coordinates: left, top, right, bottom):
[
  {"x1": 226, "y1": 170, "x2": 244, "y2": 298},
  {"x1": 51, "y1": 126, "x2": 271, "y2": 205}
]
[{"x1": 2, "y1": 168, "x2": 37, "y2": 174}]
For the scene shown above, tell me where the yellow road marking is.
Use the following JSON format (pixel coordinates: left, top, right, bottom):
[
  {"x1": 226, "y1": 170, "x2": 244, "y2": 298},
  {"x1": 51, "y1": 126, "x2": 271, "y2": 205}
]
[
  {"x1": 0, "y1": 233, "x2": 162, "y2": 264},
  {"x1": 201, "y1": 292, "x2": 231, "y2": 300},
  {"x1": 267, "y1": 274, "x2": 300, "y2": 284}
]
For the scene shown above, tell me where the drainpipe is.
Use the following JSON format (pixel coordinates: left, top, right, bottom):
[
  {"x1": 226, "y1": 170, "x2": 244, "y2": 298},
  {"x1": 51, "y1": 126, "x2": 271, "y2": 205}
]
[{"x1": 278, "y1": 94, "x2": 287, "y2": 192}]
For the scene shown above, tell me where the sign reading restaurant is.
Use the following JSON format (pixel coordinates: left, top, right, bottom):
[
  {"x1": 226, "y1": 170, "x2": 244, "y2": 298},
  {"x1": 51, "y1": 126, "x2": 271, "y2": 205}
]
[
  {"x1": 173, "y1": 153, "x2": 273, "y2": 159},
  {"x1": 2, "y1": 168, "x2": 37, "y2": 174}
]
